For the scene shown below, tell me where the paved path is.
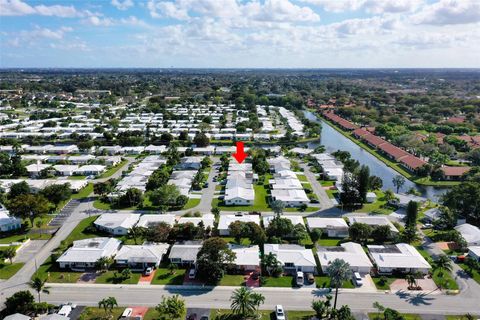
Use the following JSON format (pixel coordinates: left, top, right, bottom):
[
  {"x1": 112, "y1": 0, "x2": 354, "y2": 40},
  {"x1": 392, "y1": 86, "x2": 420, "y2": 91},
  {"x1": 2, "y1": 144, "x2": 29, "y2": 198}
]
[{"x1": 299, "y1": 163, "x2": 335, "y2": 212}]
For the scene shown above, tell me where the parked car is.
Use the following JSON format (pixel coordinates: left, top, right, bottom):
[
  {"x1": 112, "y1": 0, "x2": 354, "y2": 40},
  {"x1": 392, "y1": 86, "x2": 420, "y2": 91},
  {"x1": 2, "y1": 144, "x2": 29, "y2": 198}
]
[
  {"x1": 251, "y1": 271, "x2": 260, "y2": 280},
  {"x1": 353, "y1": 272, "x2": 363, "y2": 286},
  {"x1": 296, "y1": 271, "x2": 304, "y2": 286},
  {"x1": 189, "y1": 268, "x2": 197, "y2": 279},
  {"x1": 57, "y1": 305, "x2": 72, "y2": 317},
  {"x1": 421, "y1": 223, "x2": 433, "y2": 229},
  {"x1": 144, "y1": 267, "x2": 153, "y2": 276},
  {"x1": 275, "y1": 305, "x2": 286, "y2": 320},
  {"x1": 306, "y1": 273, "x2": 315, "y2": 284},
  {"x1": 121, "y1": 308, "x2": 133, "y2": 319},
  {"x1": 204, "y1": 182, "x2": 209, "y2": 188}
]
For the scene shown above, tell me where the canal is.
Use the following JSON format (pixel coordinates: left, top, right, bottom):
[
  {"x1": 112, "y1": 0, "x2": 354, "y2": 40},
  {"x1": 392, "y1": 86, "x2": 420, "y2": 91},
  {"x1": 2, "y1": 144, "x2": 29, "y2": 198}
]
[{"x1": 303, "y1": 110, "x2": 448, "y2": 200}]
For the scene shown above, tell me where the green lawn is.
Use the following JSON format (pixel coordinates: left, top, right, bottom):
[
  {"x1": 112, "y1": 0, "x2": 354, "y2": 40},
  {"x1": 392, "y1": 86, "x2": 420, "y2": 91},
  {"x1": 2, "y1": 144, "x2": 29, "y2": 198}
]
[
  {"x1": 261, "y1": 275, "x2": 294, "y2": 287},
  {"x1": 297, "y1": 174, "x2": 308, "y2": 182},
  {"x1": 320, "y1": 180, "x2": 335, "y2": 187},
  {"x1": 0, "y1": 262, "x2": 24, "y2": 279},
  {"x1": 354, "y1": 190, "x2": 391, "y2": 213},
  {"x1": 315, "y1": 276, "x2": 355, "y2": 288},
  {"x1": 68, "y1": 175, "x2": 86, "y2": 180},
  {"x1": 151, "y1": 268, "x2": 185, "y2": 285},
  {"x1": 72, "y1": 183, "x2": 94, "y2": 199},
  {"x1": 143, "y1": 309, "x2": 163, "y2": 320},
  {"x1": 183, "y1": 198, "x2": 201, "y2": 210},
  {"x1": 98, "y1": 160, "x2": 128, "y2": 179},
  {"x1": 372, "y1": 276, "x2": 397, "y2": 290},
  {"x1": 94, "y1": 270, "x2": 141, "y2": 284},
  {"x1": 63, "y1": 215, "x2": 99, "y2": 246},
  {"x1": 0, "y1": 234, "x2": 30, "y2": 244},
  {"x1": 221, "y1": 237, "x2": 252, "y2": 246},
  {"x1": 79, "y1": 307, "x2": 124, "y2": 320},
  {"x1": 219, "y1": 274, "x2": 246, "y2": 286},
  {"x1": 33, "y1": 256, "x2": 83, "y2": 283},
  {"x1": 415, "y1": 246, "x2": 459, "y2": 290},
  {"x1": 458, "y1": 263, "x2": 480, "y2": 284},
  {"x1": 325, "y1": 189, "x2": 338, "y2": 199},
  {"x1": 317, "y1": 237, "x2": 344, "y2": 246},
  {"x1": 369, "y1": 313, "x2": 422, "y2": 320}
]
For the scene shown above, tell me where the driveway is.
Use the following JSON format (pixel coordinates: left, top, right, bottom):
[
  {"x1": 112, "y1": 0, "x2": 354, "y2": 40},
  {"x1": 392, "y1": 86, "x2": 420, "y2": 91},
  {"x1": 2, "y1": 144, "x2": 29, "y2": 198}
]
[
  {"x1": 13, "y1": 240, "x2": 48, "y2": 263},
  {"x1": 186, "y1": 308, "x2": 210, "y2": 320},
  {"x1": 138, "y1": 270, "x2": 155, "y2": 284}
]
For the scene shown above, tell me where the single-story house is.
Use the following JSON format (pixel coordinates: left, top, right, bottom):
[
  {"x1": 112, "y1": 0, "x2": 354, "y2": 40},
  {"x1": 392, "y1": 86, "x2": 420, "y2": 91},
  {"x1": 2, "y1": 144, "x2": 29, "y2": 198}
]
[
  {"x1": 25, "y1": 163, "x2": 51, "y2": 177},
  {"x1": 424, "y1": 208, "x2": 442, "y2": 222},
  {"x1": 57, "y1": 237, "x2": 121, "y2": 270},
  {"x1": 68, "y1": 155, "x2": 95, "y2": 164},
  {"x1": 229, "y1": 244, "x2": 260, "y2": 271},
  {"x1": 455, "y1": 223, "x2": 480, "y2": 246},
  {"x1": 115, "y1": 243, "x2": 170, "y2": 270},
  {"x1": 177, "y1": 156, "x2": 203, "y2": 170},
  {"x1": 264, "y1": 243, "x2": 316, "y2": 274},
  {"x1": 0, "y1": 208, "x2": 21, "y2": 232},
  {"x1": 270, "y1": 189, "x2": 309, "y2": 207},
  {"x1": 75, "y1": 165, "x2": 106, "y2": 176},
  {"x1": 306, "y1": 218, "x2": 349, "y2": 238},
  {"x1": 348, "y1": 216, "x2": 399, "y2": 233},
  {"x1": 218, "y1": 214, "x2": 261, "y2": 236},
  {"x1": 53, "y1": 165, "x2": 79, "y2": 176},
  {"x1": 177, "y1": 214, "x2": 215, "y2": 229},
  {"x1": 137, "y1": 214, "x2": 176, "y2": 228},
  {"x1": 94, "y1": 213, "x2": 141, "y2": 235},
  {"x1": 224, "y1": 186, "x2": 255, "y2": 206},
  {"x1": 367, "y1": 243, "x2": 431, "y2": 275},
  {"x1": 168, "y1": 241, "x2": 202, "y2": 265},
  {"x1": 317, "y1": 242, "x2": 373, "y2": 274},
  {"x1": 366, "y1": 192, "x2": 377, "y2": 203},
  {"x1": 467, "y1": 246, "x2": 480, "y2": 262}
]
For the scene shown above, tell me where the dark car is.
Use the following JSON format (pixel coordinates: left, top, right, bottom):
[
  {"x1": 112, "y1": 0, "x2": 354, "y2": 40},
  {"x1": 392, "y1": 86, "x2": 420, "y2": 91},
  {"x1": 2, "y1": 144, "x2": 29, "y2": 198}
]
[{"x1": 306, "y1": 273, "x2": 315, "y2": 284}]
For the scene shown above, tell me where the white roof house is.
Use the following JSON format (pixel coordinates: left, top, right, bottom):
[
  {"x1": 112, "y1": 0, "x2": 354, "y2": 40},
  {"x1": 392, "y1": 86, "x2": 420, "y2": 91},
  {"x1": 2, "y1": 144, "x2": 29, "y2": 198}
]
[
  {"x1": 25, "y1": 163, "x2": 51, "y2": 176},
  {"x1": 270, "y1": 178, "x2": 303, "y2": 190},
  {"x1": 218, "y1": 214, "x2": 261, "y2": 236},
  {"x1": 224, "y1": 186, "x2": 255, "y2": 206},
  {"x1": 424, "y1": 208, "x2": 442, "y2": 222},
  {"x1": 306, "y1": 217, "x2": 349, "y2": 238},
  {"x1": 137, "y1": 214, "x2": 176, "y2": 228},
  {"x1": 348, "y1": 216, "x2": 399, "y2": 233},
  {"x1": 317, "y1": 242, "x2": 373, "y2": 273},
  {"x1": 0, "y1": 208, "x2": 21, "y2": 232},
  {"x1": 57, "y1": 237, "x2": 121, "y2": 269},
  {"x1": 455, "y1": 223, "x2": 480, "y2": 246},
  {"x1": 115, "y1": 243, "x2": 170, "y2": 270},
  {"x1": 75, "y1": 165, "x2": 106, "y2": 176},
  {"x1": 367, "y1": 243, "x2": 431, "y2": 274},
  {"x1": 178, "y1": 214, "x2": 215, "y2": 229},
  {"x1": 94, "y1": 213, "x2": 140, "y2": 236},
  {"x1": 263, "y1": 215, "x2": 305, "y2": 228},
  {"x1": 4, "y1": 314, "x2": 31, "y2": 320},
  {"x1": 270, "y1": 189, "x2": 309, "y2": 207},
  {"x1": 467, "y1": 246, "x2": 480, "y2": 261},
  {"x1": 169, "y1": 241, "x2": 203, "y2": 265},
  {"x1": 53, "y1": 165, "x2": 79, "y2": 176},
  {"x1": 229, "y1": 244, "x2": 260, "y2": 271},
  {"x1": 264, "y1": 244, "x2": 316, "y2": 274}
]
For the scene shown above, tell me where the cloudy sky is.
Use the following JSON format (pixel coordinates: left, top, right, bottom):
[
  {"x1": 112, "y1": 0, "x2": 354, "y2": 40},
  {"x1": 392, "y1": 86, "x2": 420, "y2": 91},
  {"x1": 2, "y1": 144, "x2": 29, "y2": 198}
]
[{"x1": 1, "y1": 0, "x2": 479, "y2": 68}]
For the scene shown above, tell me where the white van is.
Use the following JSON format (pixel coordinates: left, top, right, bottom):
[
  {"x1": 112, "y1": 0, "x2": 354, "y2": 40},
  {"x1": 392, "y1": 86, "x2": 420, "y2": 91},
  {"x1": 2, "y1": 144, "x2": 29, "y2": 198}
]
[
  {"x1": 121, "y1": 308, "x2": 133, "y2": 318},
  {"x1": 188, "y1": 268, "x2": 197, "y2": 279},
  {"x1": 296, "y1": 271, "x2": 304, "y2": 286}
]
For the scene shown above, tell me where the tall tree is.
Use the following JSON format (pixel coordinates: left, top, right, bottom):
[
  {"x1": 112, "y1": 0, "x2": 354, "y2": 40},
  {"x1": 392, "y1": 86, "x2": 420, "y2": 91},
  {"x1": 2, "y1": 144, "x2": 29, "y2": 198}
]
[
  {"x1": 405, "y1": 201, "x2": 419, "y2": 227},
  {"x1": 196, "y1": 237, "x2": 235, "y2": 284},
  {"x1": 392, "y1": 175, "x2": 406, "y2": 193},
  {"x1": 326, "y1": 258, "x2": 352, "y2": 310},
  {"x1": 98, "y1": 297, "x2": 118, "y2": 316},
  {"x1": 155, "y1": 295, "x2": 186, "y2": 320},
  {"x1": 40, "y1": 183, "x2": 72, "y2": 209},
  {"x1": 434, "y1": 255, "x2": 453, "y2": 277},
  {"x1": 29, "y1": 276, "x2": 50, "y2": 303},
  {"x1": 8, "y1": 193, "x2": 51, "y2": 228},
  {"x1": 357, "y1": 165, "x2": 370, "y2": 203}
]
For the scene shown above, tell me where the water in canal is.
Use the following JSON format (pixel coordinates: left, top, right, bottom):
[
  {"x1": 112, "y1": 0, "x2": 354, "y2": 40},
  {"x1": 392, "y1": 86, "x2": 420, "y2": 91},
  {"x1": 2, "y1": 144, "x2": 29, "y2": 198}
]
[{"x1": 303, "y1": 110, "x2": 448, "y2": 200}]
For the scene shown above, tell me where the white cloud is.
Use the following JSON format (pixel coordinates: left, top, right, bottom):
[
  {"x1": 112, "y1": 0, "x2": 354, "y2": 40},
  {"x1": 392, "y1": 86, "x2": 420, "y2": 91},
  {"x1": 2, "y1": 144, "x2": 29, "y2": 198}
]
[
  {"x1": 7, "y1": 26, "x2": 73, "y2": 47},
  {"x1": 111, "y1": 0, "x2": 134, "y2": 11},
  {"x1": 0, "y1": 0, "x2": 86, "y2": 17},
  {"x1": 413, "y1": 0, "x2": 480, "y2": 25},
  {"x1": 300, "y1": 0, "x2": 423, "y2": 13}
]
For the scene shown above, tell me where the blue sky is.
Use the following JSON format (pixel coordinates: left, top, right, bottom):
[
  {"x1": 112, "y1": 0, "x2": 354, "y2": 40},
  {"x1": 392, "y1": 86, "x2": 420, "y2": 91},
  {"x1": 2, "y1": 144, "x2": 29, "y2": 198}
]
[{"x1": 1, "y1": 0, "x2": 479, "y2": 68}]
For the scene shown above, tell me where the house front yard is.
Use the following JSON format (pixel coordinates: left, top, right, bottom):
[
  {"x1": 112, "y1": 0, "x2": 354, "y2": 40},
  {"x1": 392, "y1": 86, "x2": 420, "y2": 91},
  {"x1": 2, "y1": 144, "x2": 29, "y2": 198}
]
[
  {"x1": 261, "y1": 275, "x2": 294, "y2": 287},
  {"x1": 0, "y1": 262, "x2": 24, "y2": 279},
  {"x1": 32, "y1": 256, "x2": 83, "y2": 283},
  {"x1": 94, "y1": 270, "x2": 142, "y2": 284},
  {"x1": 219, "y1": 274, "x2": 246, "y2": 286},
  {"x1": 458, "y1": 263, "x2": 480, "y2": 285},
  {"x1": 315, "y1": 275, "x2": 355, "y2": 289},
  {"x1": 150, "y1": 268, "x2": 185, "y2": 285}
]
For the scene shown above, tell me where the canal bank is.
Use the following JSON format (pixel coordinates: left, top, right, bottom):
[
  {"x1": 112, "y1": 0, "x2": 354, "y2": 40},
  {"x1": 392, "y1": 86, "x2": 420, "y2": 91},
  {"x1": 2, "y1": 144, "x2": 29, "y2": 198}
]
[{"x1": 303, "y1": 110, "x2": 448, "y2": 200}]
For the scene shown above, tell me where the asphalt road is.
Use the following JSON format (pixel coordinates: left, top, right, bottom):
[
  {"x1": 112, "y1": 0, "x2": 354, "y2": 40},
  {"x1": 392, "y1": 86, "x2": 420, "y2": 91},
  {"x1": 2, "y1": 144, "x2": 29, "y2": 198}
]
[{"x1": 37, "y1": 284, "x2": 480, "y2": 316}]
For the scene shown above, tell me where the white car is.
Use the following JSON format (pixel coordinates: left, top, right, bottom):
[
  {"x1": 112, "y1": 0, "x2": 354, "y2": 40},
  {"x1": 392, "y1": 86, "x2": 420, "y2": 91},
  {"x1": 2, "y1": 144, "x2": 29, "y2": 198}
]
[
  {"x1": 144, "y1": 267, "x2": 153, "y2": 276},
  {"x1": 296, "y1": 271, "x2": 304, "y2": 286},
  {"x1": 57, "y1": 305, "x2": 72, "y2": 316},
  {"x1": 353, "y1": 272, "x2": 363, "y2": 286},
  {"x1": 275, "y1": 305, "x2": 286, "y2": 320}
]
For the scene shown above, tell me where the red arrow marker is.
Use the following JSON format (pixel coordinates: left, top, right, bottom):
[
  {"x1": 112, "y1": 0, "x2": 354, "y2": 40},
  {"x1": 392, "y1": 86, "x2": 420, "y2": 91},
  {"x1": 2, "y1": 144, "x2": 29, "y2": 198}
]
[{"x1": 232, "y1": 141, "x2": 247, "y2": 164}]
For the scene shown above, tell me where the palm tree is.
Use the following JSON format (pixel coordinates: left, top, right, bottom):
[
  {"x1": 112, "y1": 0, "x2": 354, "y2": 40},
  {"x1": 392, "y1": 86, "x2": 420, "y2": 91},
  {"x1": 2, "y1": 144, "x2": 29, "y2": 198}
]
[
  {"x1": 312, "y1": 295, "x2": 332, "y2": 319},
  {"x1": 98, "y1": 296, "x2": 118, "y2": 316},
  {"x1": 3, "y1": 247, "x2": 16, "y2": 264},
  {"x1": 326, "y1": 258, "x2": 352, "y2": 310},
  {"x1": 434, "y1": 255, "x2": 452, "y2": 277},
  {"x1": 29, "y1": 276, "x2": 50, "y2": 303},
  {"x1": 128, "y1": 226, "x2": 145, "y2": 245},
  {"x1": 230, "y1": 287, "x2": 256, "y2": 317},
  {"x1": 261, "y1": 252, "x2": 281, "y2": 277},
  {"x1": 96, "y1": 256, "x2": 113, "y2": 272},
  {"x1": 406, "y1": 274, "x2": 417, "y2": 289},
  {"x1": 155, "y1": 295, "x2": 185, "y2": 319},
  {"x1": 251, "y1": 292, "x2": 265, "y2": 317},
  {"x1": 168, "y1": 263, "x2": 177, "y2": 275}
]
